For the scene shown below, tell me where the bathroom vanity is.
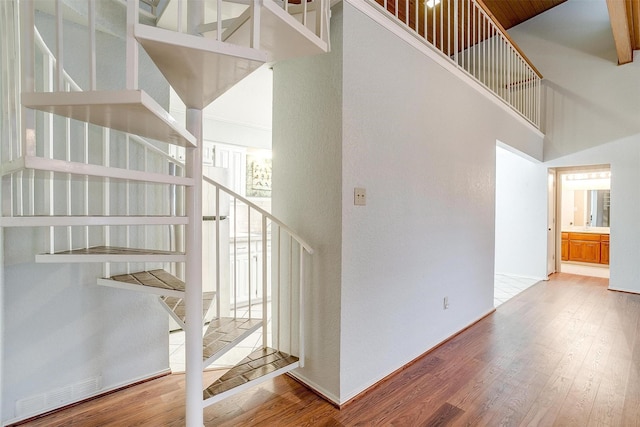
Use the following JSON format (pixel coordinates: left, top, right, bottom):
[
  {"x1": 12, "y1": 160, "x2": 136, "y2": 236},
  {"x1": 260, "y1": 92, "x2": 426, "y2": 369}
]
[{"x1": 561, "y1": 227, "x2": 610, "y2": 265}]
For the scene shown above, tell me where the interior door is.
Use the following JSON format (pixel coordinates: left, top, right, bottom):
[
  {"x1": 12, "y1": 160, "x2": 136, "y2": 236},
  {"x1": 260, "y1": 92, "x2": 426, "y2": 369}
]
[{"x1": 547, "y1": 169, "x2": 557, "y2": 276}]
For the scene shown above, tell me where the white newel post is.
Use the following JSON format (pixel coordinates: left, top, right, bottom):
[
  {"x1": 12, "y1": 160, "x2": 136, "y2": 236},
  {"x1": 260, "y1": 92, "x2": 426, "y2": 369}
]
[
  {"x1": 185, "y1": 107, "x2": 204, "y2": 427},
  {"x1": 185, "y1": 2, "x2": 205, "y2": 426}
]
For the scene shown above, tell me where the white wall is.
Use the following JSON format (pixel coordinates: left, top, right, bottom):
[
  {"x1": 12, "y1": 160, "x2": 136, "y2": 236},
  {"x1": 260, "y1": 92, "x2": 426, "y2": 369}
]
[
  {"x1": 508, "y1": 0, "x2": 640, "y2": 294},
  {"x1": 339, "y1": 1, "x2": 542, "y2": 402},
  {"x1": 271, "y1": 3, "x2": 344, "y2": 402},
  {"x1": 2, "y1": 228, "x2": 169, "y2": 424},
  {"x1": 495, "y1": 145, "x2": 548, "y2": 280},
  {"x1": 273, "y1": 1, "x2": 543, "y2": 404},
  {"x1": 508, "y1": 0, "x2": 640, "y2": 161}
]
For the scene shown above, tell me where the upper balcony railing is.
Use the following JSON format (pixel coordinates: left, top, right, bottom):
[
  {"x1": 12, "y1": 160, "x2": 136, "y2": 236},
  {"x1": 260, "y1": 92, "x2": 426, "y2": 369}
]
[{"x1": 372, "y1": 0, "x2": 542, "y2": 128}]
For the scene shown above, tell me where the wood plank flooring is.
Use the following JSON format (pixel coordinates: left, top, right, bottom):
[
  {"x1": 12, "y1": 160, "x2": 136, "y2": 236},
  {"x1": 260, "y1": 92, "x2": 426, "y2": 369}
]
[{"x1": 15, "y1": 273, "x2": 640, "y2": 426}]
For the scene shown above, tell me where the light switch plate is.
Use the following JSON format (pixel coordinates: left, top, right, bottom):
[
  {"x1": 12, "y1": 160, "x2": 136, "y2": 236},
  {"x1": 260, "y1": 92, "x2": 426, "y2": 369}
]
[{"x1": 354, "y1": 187, "x2": 366, "y2": 206}]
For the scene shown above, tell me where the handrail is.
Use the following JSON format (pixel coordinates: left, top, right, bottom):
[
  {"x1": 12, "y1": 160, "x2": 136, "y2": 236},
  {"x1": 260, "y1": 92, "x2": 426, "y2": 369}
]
[
  {"x1": 474, "y1": 0, "x2": 541, "y2": 78},
  {"x1": 203, "y1": 174, "x2": 314, "y2": 254},
  {"x1": 372, "y1": 0, "x2": 542, "y2": 128}
]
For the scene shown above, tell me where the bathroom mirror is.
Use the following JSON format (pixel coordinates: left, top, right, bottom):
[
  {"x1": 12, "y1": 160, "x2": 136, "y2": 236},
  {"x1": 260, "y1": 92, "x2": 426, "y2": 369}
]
[{"x1": 566, "y1": 189, "x2": 610, "y2": 227}]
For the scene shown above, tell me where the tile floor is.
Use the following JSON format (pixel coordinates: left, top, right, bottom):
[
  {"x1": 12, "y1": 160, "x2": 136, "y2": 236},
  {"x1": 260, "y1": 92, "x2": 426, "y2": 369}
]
[
  {"x1": 169, "y1": 276, "x2": 540, "y2": 372},
  {"x1": 494, "y1": 273, "x2": 540, "y2": 307}
]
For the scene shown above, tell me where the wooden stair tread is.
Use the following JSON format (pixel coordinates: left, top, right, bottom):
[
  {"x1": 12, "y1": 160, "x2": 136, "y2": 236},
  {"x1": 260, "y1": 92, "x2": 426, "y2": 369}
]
[
  {"x1": 98, "y1": 269, "x2": 186, "y2": 298},
  {"x1": 21, "y1": 90, "x2": 196, "y2": 147},
  {"x1": 111, "y1": 269, "x2": 185, "y2": 291},
  {"x1": 52, "y1": 246, "x2": 182, "y2": 256},
  {"x1": 203, "y1": 317, "x2": 263, "y2": 362},
  {"x1": 37, "y1": 246, "x2": 185, "y2": 263},
  {"x1": 161, "y1": 291, "x2": 215, "y2": 327},
  {"x1": 203, "y1": 347, "x2": 299, "y2": 399}
]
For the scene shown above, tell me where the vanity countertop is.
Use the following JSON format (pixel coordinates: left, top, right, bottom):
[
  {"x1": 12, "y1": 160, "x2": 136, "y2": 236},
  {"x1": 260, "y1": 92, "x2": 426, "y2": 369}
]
[{"x1": 562, "y1": 226, "x2": 610, "y2": 235}]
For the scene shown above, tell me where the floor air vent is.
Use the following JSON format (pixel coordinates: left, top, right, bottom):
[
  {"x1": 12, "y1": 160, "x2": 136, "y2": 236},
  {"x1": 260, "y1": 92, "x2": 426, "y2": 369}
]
[{"x1": 15, "y1": 375, "x2": 101, "y2": 419}]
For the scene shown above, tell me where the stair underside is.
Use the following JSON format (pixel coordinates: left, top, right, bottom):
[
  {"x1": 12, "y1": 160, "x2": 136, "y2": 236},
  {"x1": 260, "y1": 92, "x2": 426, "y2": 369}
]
[
  {"x1": 0, "y1": 215, "x2": 188, "y2": 228},
  {"x1": 99, "y1": 269, "x2": 186, "y2": 298},
  {"x1": 1, "y1": 156, "x2": 193, "y2": 186},
  {"x1": 224, "y1": 0, "x2": 328, "y2": 63},
  {"x1": 161, "y1": 291, "x2": 215, "y2": 329},
  {"x1": 135, "y1": 24, "x2": 266, "y2": 109},
  {"x1": 21, "y1": 90, "x2": 196, "y2": 148},
  {"x1": 36, "y1": 246, "x2": 186, "y2": 263},
  {"x1": 203, "y1": 347, "x2": 299, "y2": 406},
  {"x1": 203, "y1": 317, "x2": 263, "y2": 366}
]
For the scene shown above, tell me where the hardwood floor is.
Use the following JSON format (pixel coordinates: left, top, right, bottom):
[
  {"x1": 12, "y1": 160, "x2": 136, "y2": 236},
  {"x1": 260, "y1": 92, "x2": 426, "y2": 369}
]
[{"x1": 16, "y1": 273, "x2": 640, "y2": 426}]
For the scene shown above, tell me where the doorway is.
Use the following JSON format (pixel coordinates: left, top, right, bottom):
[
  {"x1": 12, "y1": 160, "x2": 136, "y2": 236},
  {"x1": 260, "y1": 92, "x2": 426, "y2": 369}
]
[{"x1": 555, "y1": 166, "x2": 611, "y2": 278}]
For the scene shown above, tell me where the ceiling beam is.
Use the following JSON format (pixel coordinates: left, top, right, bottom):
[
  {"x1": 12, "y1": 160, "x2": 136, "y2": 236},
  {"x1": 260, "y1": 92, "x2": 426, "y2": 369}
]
[
  {"x1": 632, "y1": 0, "x2": 640, "y2": 49},
  {"x1": 606, "y1": 0, "x2": 633, "y2": 64}
]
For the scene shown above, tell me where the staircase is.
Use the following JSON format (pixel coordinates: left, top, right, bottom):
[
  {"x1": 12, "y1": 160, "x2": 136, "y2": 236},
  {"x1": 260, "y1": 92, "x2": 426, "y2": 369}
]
[{"x1": 1, "y1": 0, "x2": 325, "y2": 424}]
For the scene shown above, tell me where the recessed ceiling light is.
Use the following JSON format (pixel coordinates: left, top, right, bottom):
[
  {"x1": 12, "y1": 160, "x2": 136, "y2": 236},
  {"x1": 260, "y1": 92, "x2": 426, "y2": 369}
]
[{"x1": 426, "y1": 0, "x2": 441, "y2": 8}]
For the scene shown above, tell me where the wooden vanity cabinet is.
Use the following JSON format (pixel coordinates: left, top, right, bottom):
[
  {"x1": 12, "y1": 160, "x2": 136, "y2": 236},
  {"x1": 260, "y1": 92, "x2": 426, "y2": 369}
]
[
  {"x1": 561, "y1": 232, "x2": 610, "y2": 264},
  {"x1": 568, "y1": 233, "x2": 600, "y2": 263},
  {"x1": 561, "y1": 232, "x2": 569, "y2": 261},
  {"x1": 600, "y1": 234, "x2": 610, "y2": 265}
]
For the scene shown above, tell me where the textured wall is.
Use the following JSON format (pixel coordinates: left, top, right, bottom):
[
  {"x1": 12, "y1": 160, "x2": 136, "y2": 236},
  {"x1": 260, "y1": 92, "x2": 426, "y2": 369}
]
[
  {"x1": 273, "y1": 0, "x2": 543, "y2": 404},
  {"x1": 271, "y1": 3, "x2": 344, "y2": 403},
  {"x1": 339, "y1": 1, "x2": 541, "y2": 402}
]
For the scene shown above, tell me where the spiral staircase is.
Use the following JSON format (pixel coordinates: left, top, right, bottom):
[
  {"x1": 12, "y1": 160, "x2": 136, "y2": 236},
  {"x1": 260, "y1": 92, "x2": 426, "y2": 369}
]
[{"x1": 1, "y1": 0, "x2": 327, "y2": 424}]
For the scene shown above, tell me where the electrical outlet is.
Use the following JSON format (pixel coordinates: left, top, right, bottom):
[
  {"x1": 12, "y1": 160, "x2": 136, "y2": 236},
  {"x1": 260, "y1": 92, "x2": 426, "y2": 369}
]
[
  {"x1": 443, "y1": 296, "x2": 449, "y2": 310},
  {"x1": 354, "y1": 187, "x2": 366, "y2": 206}
]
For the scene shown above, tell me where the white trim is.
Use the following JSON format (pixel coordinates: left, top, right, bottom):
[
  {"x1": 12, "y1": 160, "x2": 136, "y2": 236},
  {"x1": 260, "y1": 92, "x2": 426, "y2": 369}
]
[
  {"x1": 608, "y1": 286, "x2": 640, "y2": 295},
  {"x1": 97, "y1": 278, "x2": 186, "y2": 298},
  {"x1": 345, "y1": 0, "x2": 544, "y2": 139},
  {"x1": 287, "y1": 370, "x2": 341, "y2": 405},
  {"x1": 0, "y1": 216, "x2": 188, "y2": 227}
]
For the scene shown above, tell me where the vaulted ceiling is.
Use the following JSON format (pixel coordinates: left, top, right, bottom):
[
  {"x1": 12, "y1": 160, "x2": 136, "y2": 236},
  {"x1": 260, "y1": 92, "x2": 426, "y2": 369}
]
[
  {"x1": 482, "y1": 0, "x2": 567, "y2": 29},
  {"x1": 485, "y1": 0, "x2": 639, "y2": 65}
]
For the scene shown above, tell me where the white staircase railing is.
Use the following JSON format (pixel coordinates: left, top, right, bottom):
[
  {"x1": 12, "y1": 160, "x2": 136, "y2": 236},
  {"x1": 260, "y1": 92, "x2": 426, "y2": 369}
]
[
  {"x1": 2, "y1": 14, "x2": 187, "y2": 279},
  {"x1": 370, "y1": 0, "x2": 541, "y2": 128},
  {"x1": 203, "y1": 174, "x2": 313, "y2": 370}
]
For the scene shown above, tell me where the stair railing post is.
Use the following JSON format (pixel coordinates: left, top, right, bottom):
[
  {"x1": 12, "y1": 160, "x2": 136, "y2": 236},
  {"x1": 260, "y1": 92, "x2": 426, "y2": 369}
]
[
  {"x1": 298, "y1": 246, "x2": 305, "y2": 367},
  {"x1": 250, "y1": 0, "x2": 261, "y2": 49},
  {"x1": 262, "y1": 215, "x2": 268, "y2": 349},
  {"x1": 453, "y1": 0, "x2": 458, "y2": 65},
  {"x1": 19, "y1": 0, "x2": 36, "y2": 158},
  {"x1": 54, "y1": 0, "x2": 64, "y2": 91},
  {"x1": 88, "y1": 0, "x2": 96, "y2": 90},
  {"x1": 126, "y1": 0, "x2": 139, "y2": 90}
]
